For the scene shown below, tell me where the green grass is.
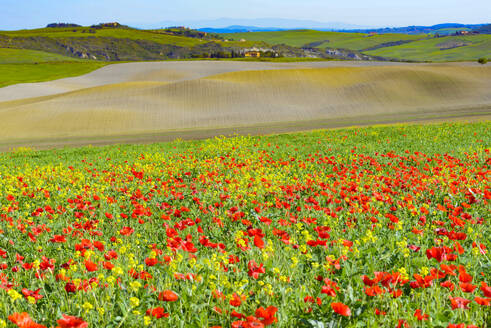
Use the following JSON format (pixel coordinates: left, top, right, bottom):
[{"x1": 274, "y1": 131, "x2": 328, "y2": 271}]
[
  {"x1": 221, "y1": 30, "x2": 426, "y2": 51},
  {"x1": 364, "y1": 34, "x2": 491, "y2": 61},
  {"x1": 0, "y1": 47, "x2": 108, "y2": 87},
  {"x1": 0, "y1": 61, "x2": 108, "y2": 88},
  {"x1": 0, "y1": 122, "x2": 489, "y2": 327},
  {"x1": 0, "y1": 47, "x2": 82, "y2": 64}
]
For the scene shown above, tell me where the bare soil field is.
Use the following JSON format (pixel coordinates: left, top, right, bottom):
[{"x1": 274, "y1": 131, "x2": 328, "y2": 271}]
[{"x1": 0, "y1": 61, "x2": 489, "y2": 150}]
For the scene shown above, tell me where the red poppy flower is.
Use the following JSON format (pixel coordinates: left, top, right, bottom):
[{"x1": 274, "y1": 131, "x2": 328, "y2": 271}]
[
  {"x1": 331, "y1": 302, "x2": 351, "y2": 316},
  {"x1": 474, "y1": 297, "x2": 490, "y2": 306},
  {"x1": 481, "y1": 282, "x2": 491, "y2": 297},
  {"x1": 230, "y1": 293, "x2": 244, "y2": 307},
  {"x1": 231, "y1": 310, "x2": 245, "y2": 319},
  {"x1": 93, "y1": 241, "x2": 105, "y2": 251},
  {"x1": 375, "y1": 308, "x2": 386, "y2": 315},
  {"x1": 247, "y1": 260, "x2": 265, "y2": 279},
  {"x1": 84, "y1": 260, "x2": 98, "y2": 272},
  {"x1": 458, "y1": 268, "x2": 473, "y2": 283},
  {"x1": 255, "y1": 306, "x2": 278, "y2": 325},
  {"x1": 232, "y1": 319, "x2": 264, "y2": 328},
  {"x1": 440, "y1": 280, "x2": 455, "y2": 291},
  {"x1": 103, "y1": 261, "x2": 114, "y2": 270},
  {"x1": 21, "y1": 288, "x2": 43, "y2": 302},
  {"x1": 145, "y1": 257, "x2": 158, "y2": 266},
  {"x1": 65, "y1": 282, "x2": 77, "y2": 293},
  {"x1": 365, "y1": 285, "x2": 385, "y2": 296},
  {"x1": 8, "y1": 312, "x2": 46, "y2": 328},
  {"x1": 49, "y1": 235, "x2": 67, "y2": 243},
  {"x1": 426, "y1": 247, "x2": 450, "y2": 262},
  {"x1": 56, "y1": 314, "x2": 88, "y2": 328},
  {"x1": 119, "y1": 226, "x2": 134, "y2": 236},
  {"x1": 362, "y1": 275, "x2": 376, "y2": 286},
  {"x1": 254, "y1": 236, "x2": 265, "y2": 249},
  {"x1": 158, "y1": 290, "x2": 179, "y2": 302},
  {"x1": 391, "y1": 289, "x2": 403, "y2": 298},
  {"x1": 104, "y1": 250, "x2": 118, "y2": 260},
  {"x1": 459, "y1": 282, "x2": 477, "y2": 293},
  {"x1": 449, "y1": 296, "x2": 471, "y2": 309},
  {"x1": 146, "y1": 307, "x2": 169, "y2": 319},
  {"x1": 414, "y1": 309, "x2": 429, "y2": 321}
]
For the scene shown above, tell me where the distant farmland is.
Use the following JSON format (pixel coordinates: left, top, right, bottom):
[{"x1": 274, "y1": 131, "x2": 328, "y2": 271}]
[
  {"x1": 221, "y1": 30, "x2": 491, "y2": 61},
  {"x1": 364, "y1": 35, "x2": 491, "y2": 61},
  {"x1": 221, "y1": 30, "x2": 426, "y2": 51},
  {"x1": 0, "y1": 61, "x2": 489, "y2": 150}
]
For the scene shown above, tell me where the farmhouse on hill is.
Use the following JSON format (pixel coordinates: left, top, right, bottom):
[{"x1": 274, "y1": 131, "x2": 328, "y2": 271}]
[
  {"x1": 245, "y1": 50, "x2": 261, "y2": 58},
  {"x1": 240, "y1": 47, "x2": 279, "y2": 58}
]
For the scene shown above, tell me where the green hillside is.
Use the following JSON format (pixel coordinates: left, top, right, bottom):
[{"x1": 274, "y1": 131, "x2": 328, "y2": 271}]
[
  {"x1": 0, "y1": 61, "x2": 107, "y2": 87},
  {"x1": 2, "y1": 27, "x2": 204, "y2": 47},
  {"x1": 364, "y1": 34, "x2": 491, "y2": 61},
  {"x1": 0, "y1": 46, "x2": 107, "y2": 87},
  {"x1": 221, "y1": 30, "x2": 426, "y2": 50},
  {"x1": 0, "y1": 25, "x2": 272, "y2": 63},
  {"x1": 0, "y1": 26, "x2": 488, "y2": 89},
  {"x1": 0, "y1": 47, "x2": 82, "y2": 64},
  {"x1": 1, "y1": 26, "x2": 269, "y2": 49}
]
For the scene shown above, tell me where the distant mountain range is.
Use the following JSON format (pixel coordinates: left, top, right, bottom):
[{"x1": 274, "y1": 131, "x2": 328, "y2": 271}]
[
  {"x1": 199, "y1": 26, "x2": 286, "y2": 33},
  {"x1": 135, "y1": 18, "x2": 373, "y2": 31},
  {"x1": 131, "y1": 18, "x2": 489, "y2": 35},
  {"x1": 198, "y1": 23, "x2": 489, "y2": 34},
  {"x1": 341, "y1": 23, "x2": 488, "y2": 34}
]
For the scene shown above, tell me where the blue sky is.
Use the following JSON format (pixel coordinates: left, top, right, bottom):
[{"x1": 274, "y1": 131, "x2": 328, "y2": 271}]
[{"x1": 1, "y1": 0, "x2": 489, "y2": 30}]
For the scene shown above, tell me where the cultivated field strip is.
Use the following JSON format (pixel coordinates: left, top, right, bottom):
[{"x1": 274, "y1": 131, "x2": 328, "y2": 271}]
[
  {"x1": 0, "y1": 60, "x2": 443, "y2": 102},
  {"x1": 0, "y1": 62, "x2": 489, "y2": 145}
]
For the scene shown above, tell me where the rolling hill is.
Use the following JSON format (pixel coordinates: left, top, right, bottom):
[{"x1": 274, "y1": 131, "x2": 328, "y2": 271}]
[
  {"x1": 0, "y1": 47, "x2": 108, "y2": 87},
  {"x1": 221, "y1": 30, "x2": 426, "y2": 50},
  {"x1": 1, "y1": 26, "x2": 205, "y2": 47},
  {"x1": 221, "y1": 30, "x2": 491, "y2": 61},
  {"x1": 0, "y1": 61, "x2": 489, "y2": 149},
  {"x1": 0, "y1": 25, "x2": 269, "y2": 62},
  {"x1": 364, "y1": 34, "x2": 491, "y2": 61},
  {"x1": 0, "y1": 23, "x2": 489, "y2": 88},
  {"x1": 0, "y1": 47, "x2": 82, "y2": 63}
]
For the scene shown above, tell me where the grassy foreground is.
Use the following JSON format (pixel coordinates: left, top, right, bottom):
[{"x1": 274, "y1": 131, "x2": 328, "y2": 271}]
[{"x1": 0, "y1": 122, "x2": 489, "y2": 328}]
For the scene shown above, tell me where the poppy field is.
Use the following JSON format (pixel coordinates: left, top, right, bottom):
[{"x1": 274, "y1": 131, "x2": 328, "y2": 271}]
[{"x1": 0, "y1": 122, "x2": 489, "y2": 328}]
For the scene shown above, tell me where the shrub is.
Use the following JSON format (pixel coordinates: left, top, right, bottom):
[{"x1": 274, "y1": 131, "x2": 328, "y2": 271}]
[{"x1": 477, "y1": 57, "x2": 488, "y2": 64}]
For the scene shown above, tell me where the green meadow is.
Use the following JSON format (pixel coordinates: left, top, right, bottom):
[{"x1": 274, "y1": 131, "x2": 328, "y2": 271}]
[
  {"x1": 364, "y1": 34, "x2": 491, "y2": 61},
  {"x1": 0, "y1": 61, "x2": 107, "y2": 88},
  {"x1": 221, "y1": 30, "x2": 426, "y2": 50}
]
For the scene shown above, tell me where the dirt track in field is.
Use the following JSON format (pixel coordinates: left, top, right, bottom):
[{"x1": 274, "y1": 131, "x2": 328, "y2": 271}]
[{"x1": 0, "y1": 60, "x2": 489, "y2": 150}]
